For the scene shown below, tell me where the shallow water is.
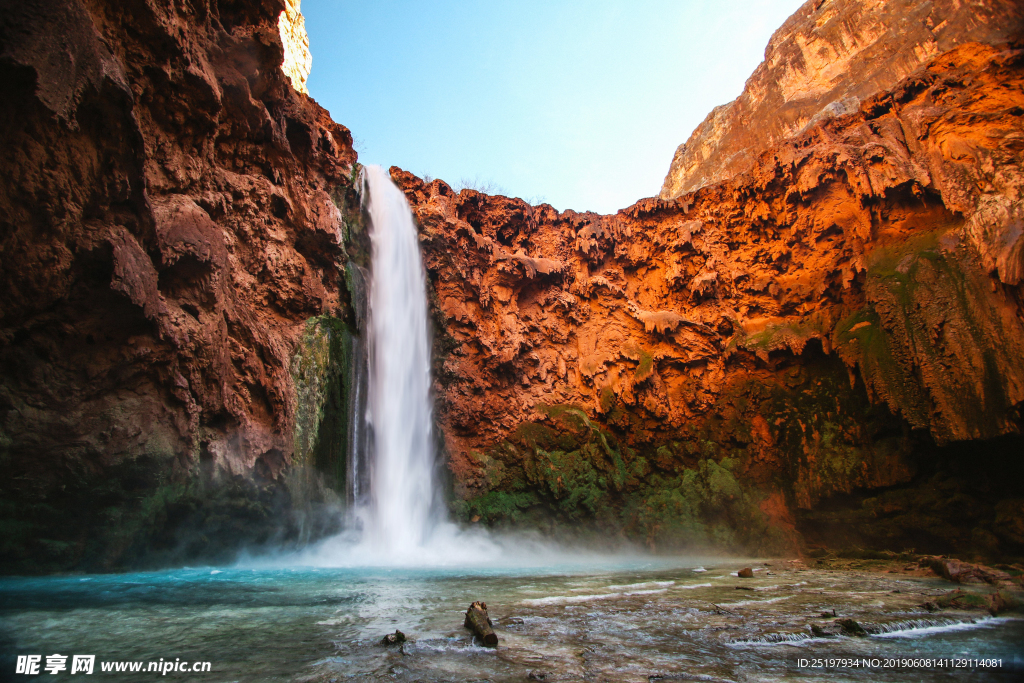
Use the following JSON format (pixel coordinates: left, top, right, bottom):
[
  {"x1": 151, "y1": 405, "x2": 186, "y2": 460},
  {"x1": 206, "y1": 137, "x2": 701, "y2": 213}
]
[{"x1": 2, "y1": 559, "x2": 1021, "y2": 682}]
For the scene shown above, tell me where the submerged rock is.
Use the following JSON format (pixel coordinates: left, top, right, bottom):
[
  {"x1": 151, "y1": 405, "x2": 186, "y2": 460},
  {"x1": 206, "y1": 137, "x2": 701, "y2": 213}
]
[
  {"x1": 810, "y1": 616, "x2": 872, "y2": 638},
  {"x1": 927, "y1": 588, "x2": 1023, "y2": 615},
  {"x1": 985, "y1": 590, "x2": 1021, "y2": 616},
  {"x1": 811, "y1": 622, "x2": 842, "y2": 638}
]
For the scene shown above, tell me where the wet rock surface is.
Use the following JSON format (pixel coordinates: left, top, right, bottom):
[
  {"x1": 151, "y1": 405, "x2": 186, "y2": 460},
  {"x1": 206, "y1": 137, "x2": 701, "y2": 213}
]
[
  {"x1": 380, "y1": 630, "x2": 407, "y2": 647},
  {"x1": 307, "y1": 560, "x2": 1023, "y2": 682},
  {"x1": 5, "y1": 559, "x2": 1014, "y2": 682},
  {"x1": 926, "y1": 558, "x2": 1018, "y2": 586}
]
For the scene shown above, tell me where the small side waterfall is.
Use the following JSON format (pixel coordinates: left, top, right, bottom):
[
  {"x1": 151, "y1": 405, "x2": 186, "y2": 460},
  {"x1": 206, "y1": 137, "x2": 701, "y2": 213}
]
[
  {"x1": 344, "y1": 262, "x2": 371, "y2": 509},
  {"x1": 360, "y1": 165, "x2": 440, "y2": 555}
]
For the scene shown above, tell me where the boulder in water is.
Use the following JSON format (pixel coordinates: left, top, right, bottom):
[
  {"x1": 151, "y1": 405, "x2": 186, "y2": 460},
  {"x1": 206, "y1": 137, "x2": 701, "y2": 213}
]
[
  {"x1": 737, "y1": 567, "x2": 754, "y2": 578},
  {"x1": 929, "y1": 588, "x2": 1022, "y2": 615},
  {"x1": 380, "y1": 630, "x2": 406, "y2": 646},
  {"x1": 986, "y1": 590, "x2": 1020, "y2": 615},
  {"x1": 926, "y1": 557, "x2": 1013, "y2": 585},
  {"x1": 811, "y1": 622, "x2": 842, "y2": 637},
  {"x1": 811, "y1": 615, "x2": 866, "y2": 638},
  {"x1": 836, "y1": 618, "x2": 867, "y2": 636}
]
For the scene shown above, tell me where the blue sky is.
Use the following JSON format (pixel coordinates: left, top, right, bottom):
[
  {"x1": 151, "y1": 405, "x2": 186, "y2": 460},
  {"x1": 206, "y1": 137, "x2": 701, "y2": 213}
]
[{"x1": 303, "y1": 0, "x2": 806, "y2": 214}]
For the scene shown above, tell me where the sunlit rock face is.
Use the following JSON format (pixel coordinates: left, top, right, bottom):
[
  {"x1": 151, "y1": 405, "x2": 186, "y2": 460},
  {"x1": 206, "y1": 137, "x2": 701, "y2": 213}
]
[
  {"x1": 659, "y1": 0, "x2": 1024, "y2": 200},
  {"x1": 398, "y1": 38, "x2": 1024, "y2": 557},
  {"x1": 278, "y1": 0, "x2": 312, "y2": 94},
  {"x1": 0, "y1": 0, "x2": 356, "y2": 572}
]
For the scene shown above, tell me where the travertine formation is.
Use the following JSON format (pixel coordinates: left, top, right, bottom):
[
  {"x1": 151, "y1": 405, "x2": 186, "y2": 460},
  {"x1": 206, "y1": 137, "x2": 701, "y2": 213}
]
[
  {"x1": 399, "y1": 37, "x2": 1024, "y2": 555},
  {"x1": 660, "y1": 0, "x2": 1024, "y2": 199}
]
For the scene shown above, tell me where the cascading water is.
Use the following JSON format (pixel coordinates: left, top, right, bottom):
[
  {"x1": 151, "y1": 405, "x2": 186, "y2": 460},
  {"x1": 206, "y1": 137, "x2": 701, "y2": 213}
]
[
  {"x1": 359, "y1": 165, "x2": 440, "y2": 556},
  {"x1": 290, "y1": 165, "x2": 503, "y2": 566}
]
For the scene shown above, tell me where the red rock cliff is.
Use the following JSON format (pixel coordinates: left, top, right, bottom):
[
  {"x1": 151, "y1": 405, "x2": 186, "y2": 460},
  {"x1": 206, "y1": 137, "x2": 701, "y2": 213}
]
[
  {"x1": 2, "y1": 0, "x2": 1023, "y2": 569},
  {"x1": 398, "y1": 36, "x2": 1024, "y2": 556},
  {"x1": 660, "y1": 0, "x2": 1024, "y2": 199},
  {"x1": 0, "y1": 0, "x2": 357, "y2": 571}
]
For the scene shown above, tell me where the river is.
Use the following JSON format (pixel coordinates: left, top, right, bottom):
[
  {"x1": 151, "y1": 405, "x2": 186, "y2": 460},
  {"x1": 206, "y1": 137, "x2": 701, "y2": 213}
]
[{"x1": 2, "y1": 557, "x2": 1021, "y2": 681}]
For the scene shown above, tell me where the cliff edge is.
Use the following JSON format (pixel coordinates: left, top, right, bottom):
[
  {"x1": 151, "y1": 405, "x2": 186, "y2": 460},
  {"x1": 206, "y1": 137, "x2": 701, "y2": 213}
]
[{"x1": 659, "y1": 0, "x2": 1024, "y2": 199}]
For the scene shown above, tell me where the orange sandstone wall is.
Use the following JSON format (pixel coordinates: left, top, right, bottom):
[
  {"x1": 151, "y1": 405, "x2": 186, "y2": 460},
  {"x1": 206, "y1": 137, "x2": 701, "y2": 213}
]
[
  {"x1": 400, "y1": 41, "x2": 1024, "y2": 556},
  {"x1": 659, "y1": 0, "x2": 1024, "y2": 199}
]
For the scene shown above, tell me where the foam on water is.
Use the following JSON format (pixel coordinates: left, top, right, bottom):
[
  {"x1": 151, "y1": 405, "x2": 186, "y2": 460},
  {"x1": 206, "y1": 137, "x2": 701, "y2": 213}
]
[
  {"x1": 729, "y1": 632, "x2": 823, "y2": 647},
  {"x1": 5, "y1": 565, "x2": 1023, "y2": 682},
  {"x1": 720, "y1": 595, "x2": 793, "y2": 608},
  {"x1": 606, "y1": 580, "x2": 676, "y2": 590},
  {"x1": 522, "y1": 593, "x2": 626, "y2": 606},
  {"x1": 871, "y1": 616, "x2": 1016, "y2": 638}
]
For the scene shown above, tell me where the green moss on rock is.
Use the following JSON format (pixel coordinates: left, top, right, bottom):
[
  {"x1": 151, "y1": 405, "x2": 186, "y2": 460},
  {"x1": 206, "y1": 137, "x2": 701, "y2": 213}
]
[
  {"x1": 459, "y1": 400, "x2": 794, "y2": 554},
  {"x1": 838, "y1": 230, "x2": 1024, "y2": 442},
  {"x1": 291, "y1": 315, "x2": 355, "y2": 489}
]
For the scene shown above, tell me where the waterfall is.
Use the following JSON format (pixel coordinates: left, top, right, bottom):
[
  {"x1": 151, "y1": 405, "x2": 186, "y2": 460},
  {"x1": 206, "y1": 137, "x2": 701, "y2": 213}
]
[
  {"x1": 360, "y1": 165, "x2": 440, "y2": 555},
  {"x1": 286, "y1": 165, "x2": 506, "y2": 567}
]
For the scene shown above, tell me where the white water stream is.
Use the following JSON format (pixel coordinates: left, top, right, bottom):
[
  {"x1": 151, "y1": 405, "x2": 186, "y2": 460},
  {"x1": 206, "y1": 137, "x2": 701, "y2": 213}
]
[
  {"x1": 289, "y1": 166, "x2": 598, "y2": 566},
  {"x1": 284, "y1": 165, "x2": 536, "y2": 566},
  {"x1": 361, "y1": 164, "x2": 441, "y2": 556}
]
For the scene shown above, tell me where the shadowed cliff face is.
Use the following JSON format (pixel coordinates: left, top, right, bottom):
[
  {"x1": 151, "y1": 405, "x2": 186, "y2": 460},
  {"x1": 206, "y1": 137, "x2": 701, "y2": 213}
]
[
  {"x1": 397, "y1": 41, "x2": 1024, "y2": 557},
  {"x1": 660, "y1": 0, "x2": 1024, "y2": 199},
  {"x1": 0, "y1": 0, "x2": 357, "y2": 571}
]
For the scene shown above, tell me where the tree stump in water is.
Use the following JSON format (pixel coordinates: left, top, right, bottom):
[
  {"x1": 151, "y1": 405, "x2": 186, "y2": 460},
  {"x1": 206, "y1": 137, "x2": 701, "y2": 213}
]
[{"x1": 464, "y1": 601, "x2": 498, "y2": 647}]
